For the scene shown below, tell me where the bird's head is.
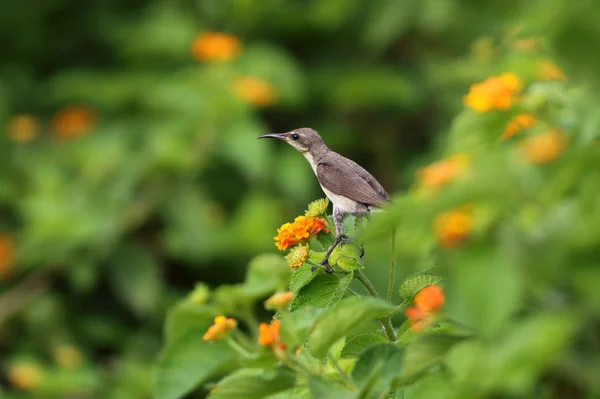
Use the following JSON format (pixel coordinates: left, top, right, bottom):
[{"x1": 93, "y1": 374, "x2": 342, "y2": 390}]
[{"x1": 258, "y1": 127, "x2": 324, "y2": 153}]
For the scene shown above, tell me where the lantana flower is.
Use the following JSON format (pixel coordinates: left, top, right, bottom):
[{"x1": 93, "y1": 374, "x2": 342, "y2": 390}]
[
  {"x1": 191, "y1": 32, "x2": 241, "y2": 62},
  {"x1": 232, "y1": 76, "x2": 276, "y2": 107},
  {"x1": 464, "y1": 73, "x2": 522, "y2": 112},
  {"x1": 537, "y1": 60, "x2": 567, "y2": 81},
  {"x1": 286, "y1": 244, "x2": 308, "y2": 268},
  {"x1": 405, "y1": 285, "x2": 445, "y2": 332},
  {"x1": 6, "y1": 114, "x2": 40, "y2": 143},
  {"x1": 202, "y1": 316, "x2": 237, "y2": 342},
  {"x1": 434, "y1": 207, "x2": 473, "y2": 248},
  {"x1": 0, "y1": 234, "x2": 14, "y2": 280},
  {"x1": 258, "y1": 320, "x2": 285, "y2": 351},
  {"x1": 502, "y1": 113, "x2": 537, "y2": 140},
  {"x1": 274, "y1": 216, "x2": 329, "y2": 251},
  {"x1": 50, "y1": 106, "x2": 96, "y2": 140},
  {"x1": 416, "y1": 153, "x2": 470, "y2": 191},
  {"x1": 519, "y1": 130, "x2": 568, "y2": 164},
  {"x1": 265, "y1": 291, "x2": 294, "y2": 310},
  {"x1": 305, "y1": 198, "x2": 329, "y2": 218}
]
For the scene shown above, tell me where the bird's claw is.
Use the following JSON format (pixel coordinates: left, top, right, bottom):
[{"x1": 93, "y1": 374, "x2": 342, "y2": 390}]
[{"x1": 312, "y1": 258, "x2": 334, "y2": 274}]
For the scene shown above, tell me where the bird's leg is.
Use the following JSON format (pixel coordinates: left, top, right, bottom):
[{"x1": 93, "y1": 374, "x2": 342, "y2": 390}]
[{"x1": 314, "y1": 207, "x2": 344, "y2": 274}]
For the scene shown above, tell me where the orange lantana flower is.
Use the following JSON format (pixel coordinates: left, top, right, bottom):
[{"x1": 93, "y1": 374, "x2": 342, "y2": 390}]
[
  {"x1": 265, "y1": 291, "x2": 293, "y2": 310},
  {"x1": 191, "y1": 32, "x2": 241, "y2": 62},
  {"x1": 434, "y1": 207, "x2": 472, "y2": 248},
  {"x1": 464, "y1": 73, "x2": 522, "y2": 113},
  {"x1": 519, "y1": 130, "x2": 567, "y2": 164},
  {"x1": 0, "y1": 234, "x2": 14, "y2": 280},
  {"x1": 416, "y1": 153, "x2": 470, "y2": 190},
  {"x1": 202, "y1": 316, "x2": 237, "y2": 342},
  {"x1": 51, "y1": 106, "x2": 96, "y2": 140},
  {"x1": 8, "y1": 363, "x2": 42, "y2": 391},
  {"x1": 232, "y1": 76, "x2": 276, "y2": 107},
  {"x1": 6, "y1": 114, "x2": 40, "y2": 143},
  {"x1": 405, "y1": 284, "x2": 445, "y2": 332},
  {"x1": 275, "y1": 216, "x2": 329, "y2": 251},
  {"x1": 502, "y1": 113, "x2": 536, "y2": 140},
  {"x1": 258, "y1": 320, "x2": 283, "y2": 349}
]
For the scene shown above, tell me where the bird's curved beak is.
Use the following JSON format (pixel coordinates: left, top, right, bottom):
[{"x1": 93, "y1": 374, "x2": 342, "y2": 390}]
[{"x1": 257, "y1": 133, "x2": 286, "y2": 140}]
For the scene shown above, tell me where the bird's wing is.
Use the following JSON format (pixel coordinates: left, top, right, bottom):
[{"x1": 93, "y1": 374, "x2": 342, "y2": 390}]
[{"x1": 317, "y1": 157, "x2": 389, "y2": 207}]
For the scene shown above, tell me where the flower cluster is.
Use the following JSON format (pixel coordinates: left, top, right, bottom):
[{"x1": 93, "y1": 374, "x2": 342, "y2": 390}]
[
  {"x1": 464, "y1": 73, "x2": 522, "y2": 113},
  {"x1": 191, "y1": 32, "x2": 241, "y2": 62},
  {"x1": 434, "y1": 207, "x2": 472, "y2": 248},
  {"x1": 202, "y1": 316, "x2": 237, "y2": 342},
  {"x1": 519, "y1": 130, "x2": 567, "y2": 164},
  {"x1": 51, "y1": 106, "x2": 96, "y2": 140},
  {"x1": 274, "y1": 216, "x2": 329, "y2": 251},
  {"x1": 405, "y1": 285, "x2": 445, "y2": 332},
  {"x1": 0, "y1": 234, "x2": 14, "y2": 280},
  {"x1": 305, "y1": 198, "x2": 329, "y2": 218},
  {"x1": 232, "y1": 76, "x2": 276, "y2": 107},
  {"x1": 265, "y1": 291, "x2": 294, "y2": 310},
  {"x1": 286, "y1": 244, "x2": 308, "y2": 268},
  {"x1": 416, "y1": 153, "x2": 470, "y2": 191},
  {"x1": 8, "y1": 363, "x2": 42, "y2": 391},
  {"x1": 53, "y1": 345, "x2": 82, "y2": 369},
  {"x1": 258, "y1": 320, "x2": 284, "y2": 350},
  {"x1": 502, "y1": 113, "x2": 537, "y2": 140}
]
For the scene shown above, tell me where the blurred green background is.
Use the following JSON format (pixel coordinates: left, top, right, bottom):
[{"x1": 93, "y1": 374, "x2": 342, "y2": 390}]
[{"x1": 1, "y1": 0, "x2": 598, "y2": 397}]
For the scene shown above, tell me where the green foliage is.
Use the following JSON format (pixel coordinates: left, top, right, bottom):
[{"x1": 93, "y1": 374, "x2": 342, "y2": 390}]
[{"x1": 3, "y1": 0, "x2": 600, "y2": 398}]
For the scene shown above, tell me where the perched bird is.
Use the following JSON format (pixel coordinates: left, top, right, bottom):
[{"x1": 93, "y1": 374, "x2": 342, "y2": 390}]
[{"x1": 258, "y1": 127, "x2": 389, "y2": 273}]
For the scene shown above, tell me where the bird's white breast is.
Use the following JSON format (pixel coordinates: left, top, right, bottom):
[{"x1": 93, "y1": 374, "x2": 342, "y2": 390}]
[{"x1": 302, "y1": 152, "x2": 363, "y2": 214}]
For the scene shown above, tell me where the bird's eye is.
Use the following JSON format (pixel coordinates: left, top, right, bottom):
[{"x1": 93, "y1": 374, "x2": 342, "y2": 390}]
[{"x1": 291, "y1": 133, "x2": 299, "y2": 141}]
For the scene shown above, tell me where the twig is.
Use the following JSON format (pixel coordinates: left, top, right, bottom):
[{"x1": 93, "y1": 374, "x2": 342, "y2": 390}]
[
  {"x1": 328, "y1": 351, "x2": 355, "y2": 389},
  {"x1": 354, "y1": 270, "x2": 397, "y2": 342},
  {"x1": 387, "y1": 228, "x2": 396, "y2": 303}
]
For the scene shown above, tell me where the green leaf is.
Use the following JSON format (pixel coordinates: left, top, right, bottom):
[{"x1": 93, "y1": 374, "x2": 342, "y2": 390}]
[
  {"x1": 308, "y1": 376, "x2": 355, "y2": 399},
  {"x1": 290, "y1": 262, "x2": 320, "y2": 293},
  {"x1": 397, "y1": 334, "x2": 464, "y2": 384},
  {"x1": 244, "y1": 253, "x2": 290, "y2": 296},
  {"x1": 207, "y1": 368, "x2": 295, "y2": 399},
  {"x1": 154, "y1": 331, "x2": 237, "y2": 399},
  {"x1": 291, "y1": 272, "x2": 354, "y2": 311},
  {"x1": 280, "y1": 307, "x2": 326, "y2": 348},
  {"x1": 164, "y1": 302, "x2": 216, "y2": 345},
  {"x1": 398, "y1": 270, "x2": 442, "y2": 301},
  {"x1": 351, "y1": 343, "x2": 404, "y2": 394},
  {"x1": 264, "y1": 387, "x2": 311, "y2": 399},
  {"x1": 340, "y1": 331, "x2": 388, "y2": 358},
  {"x1": 308, "y1": 296, "x2": 395, "y2": 359}
]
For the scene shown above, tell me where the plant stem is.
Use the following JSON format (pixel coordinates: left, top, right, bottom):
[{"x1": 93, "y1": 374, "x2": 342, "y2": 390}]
[
  {"x1": 328, "y1": 352, "x2": 355, "y2": 389},
  {"x1": 354, "y1": 270, "x2": 397, "y2": 342},
  {"x1": 387, "y1": 229, "x2": 396, "y2": 303},
  {"x1": 227, "y1": 337, "x2": 253, "y2": 358}
]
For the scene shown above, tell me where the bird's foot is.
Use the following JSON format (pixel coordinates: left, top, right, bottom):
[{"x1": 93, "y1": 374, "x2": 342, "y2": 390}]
[
  {"x1": 339, "y1": 235, "x2": 352, "y2": 245},
  {"x1": 312, "y1": 258, "x2": 334, "y2": 274}
]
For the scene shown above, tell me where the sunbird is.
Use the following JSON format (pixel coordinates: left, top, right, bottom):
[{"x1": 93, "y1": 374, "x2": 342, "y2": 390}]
[{"x1": 258, "y1": 128, "x2": 389, "y2": 273}]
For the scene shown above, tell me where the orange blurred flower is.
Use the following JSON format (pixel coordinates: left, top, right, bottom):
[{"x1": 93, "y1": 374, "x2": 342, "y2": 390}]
[
  {"x1": 464, "y1": 73, "x2": 522, "y2": 112},
  {"x1": 8, "y1": 363, "x2": 42, "y2": 391},
  {"x1": 416, "y1": 153, "x2": 470, "y2": 190},
  {"x1": 511, "y1": 37, "x2": 539, "y2": 53},
  {"x1": 50, "y1": 106, "x2": 96, "y2": 140},
  {"x1": 434, "y1": 207, "x2": 472, "y2": 248},
  {"x1": 405, "y1": 284, "x2": 445, "y2": 332},
  {"x1": 519, "y1": 130, "x2": 568, "y2": 164},
  {"x1": 6, "y1": 114, "x2": 40, "y2": 143},
  {"x1": 286, "y1": 244, "x2": 308, "y2": 268},
  {"x1": 232, "y1": 76, "x2": 276, "y2": 107},
  {"x1": 191, "y1": 32, "x2": 241, "y2": 62},
  {"x1": 502, "y1": 113, "x2": 537, "y2": 140},
  {"x1": 265, "y1": 291, "x2": 294, "y2": 310},
  {"x1": 0, "y1": 234, "x2": 14, "y2": 280},
  {"x1": 202, "y1": 316, "x2": 237, "y2": 342},
  {"x1": 537, "y1": 60, "x2": 567, "y2": 81},
  {"x1": 275, "y1": 216, "x2": 329, "y2": 251},
  {"x1": 258, "y1": 320, "x2": 284, "y2": 350}
]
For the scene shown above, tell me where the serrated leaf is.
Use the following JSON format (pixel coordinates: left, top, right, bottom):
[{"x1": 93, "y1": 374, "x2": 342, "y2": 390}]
[
  {"x1": 340, "y1": 331, "x2": 388, "y2": 358},
  {"x1": 291, "y1": 272, "x2": 354, "y2": 311},
  {"x1": 208, "y1": 368, "x2": 295, "y2": 399},
  {"x1": 308, "y1": 376, "x2": 355, "y2": 399},
  {"x1": 154, "y1": 332, "x2": 236, "y2": 399},
  {"x1": 290, "y1": 262, "x2": 320, "y2": 293},
  {"x1": 351, "y1": 343, "x2": 404, "y2": 394},
  {"x1": 308, "y1": 297, "x2": 395, "y2": 359},
  {"x1": 398, "y1": 271, "x2": 442, "y2": 300}
]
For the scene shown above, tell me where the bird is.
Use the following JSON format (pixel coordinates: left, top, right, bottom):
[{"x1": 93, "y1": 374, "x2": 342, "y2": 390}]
[{"x1": 258, "y1": 127, "x2": 390, "y2": 273}]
